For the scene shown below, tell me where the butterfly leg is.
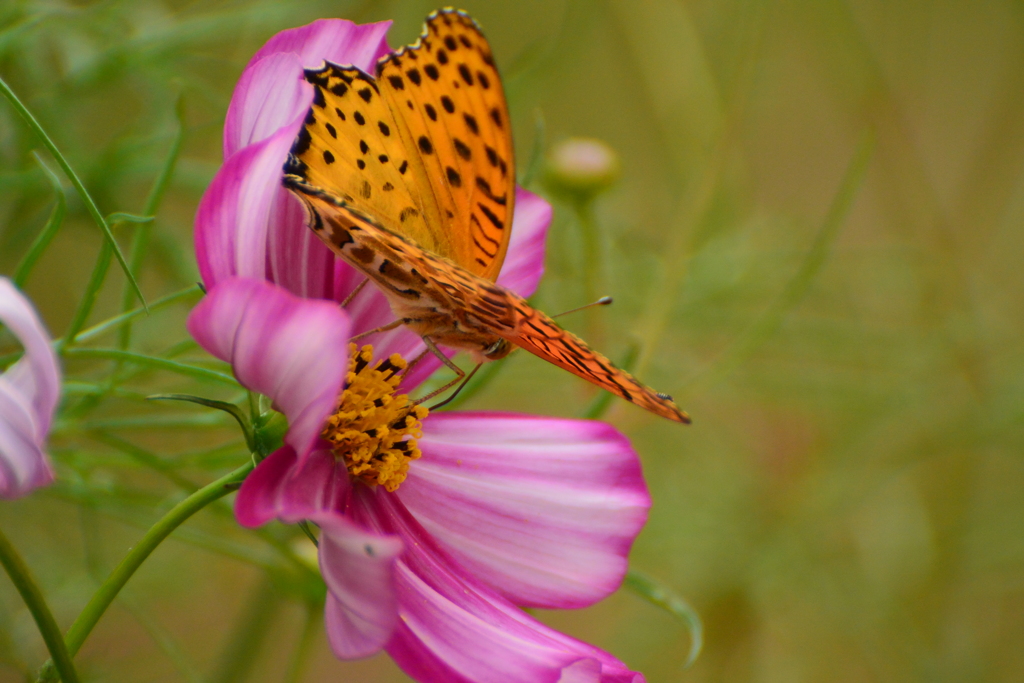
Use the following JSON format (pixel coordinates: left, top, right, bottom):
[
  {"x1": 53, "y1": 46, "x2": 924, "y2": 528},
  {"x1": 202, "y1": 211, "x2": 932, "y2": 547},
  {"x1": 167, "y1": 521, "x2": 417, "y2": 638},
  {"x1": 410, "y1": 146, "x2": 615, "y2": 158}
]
[
  {"x1": 350, "y1": 318, "x2": 404, "y2": 342},
  {"x1": 401, "y1": 349, "x2": 430, "y2": 379},
  {"x1": 427, "y1": 362, "x2": 483, "y2": 411},
  {"x1": 340, "y1": 278, "x2": 369, "y2": 308},
  {"x1": 413, "y1": 336, "x2": 466, "y2": 404}
]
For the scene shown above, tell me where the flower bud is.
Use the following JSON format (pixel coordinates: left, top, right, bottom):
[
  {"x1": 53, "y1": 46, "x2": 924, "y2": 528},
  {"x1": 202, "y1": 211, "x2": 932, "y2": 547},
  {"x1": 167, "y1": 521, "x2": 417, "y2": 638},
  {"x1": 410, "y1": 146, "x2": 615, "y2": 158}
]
[{"x1": 544, "y1": 137, "x2": 620, "y2": 201}]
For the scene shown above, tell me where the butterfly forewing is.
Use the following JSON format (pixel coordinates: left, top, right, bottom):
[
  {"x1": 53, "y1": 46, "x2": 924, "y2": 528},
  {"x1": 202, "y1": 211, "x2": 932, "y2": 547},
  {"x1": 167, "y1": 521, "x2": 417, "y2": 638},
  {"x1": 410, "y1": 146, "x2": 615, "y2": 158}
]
[
  {"x1": 287, "y1": 64, "x2": 451, "y2": 258},
  {"x1": 375, "y1": 9, "x2": 515, "y2": 281},
  {"x1": 491, "y1": 298, "x2": 691, "y2": 423}
]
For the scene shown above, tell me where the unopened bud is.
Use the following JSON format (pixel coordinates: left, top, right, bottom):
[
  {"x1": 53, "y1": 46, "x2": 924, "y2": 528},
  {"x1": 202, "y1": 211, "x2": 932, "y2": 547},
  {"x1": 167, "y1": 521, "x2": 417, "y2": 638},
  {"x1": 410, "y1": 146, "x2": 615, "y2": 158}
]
[{"x1": 544, "y1": 137, "x2": 620, "y2": 200}]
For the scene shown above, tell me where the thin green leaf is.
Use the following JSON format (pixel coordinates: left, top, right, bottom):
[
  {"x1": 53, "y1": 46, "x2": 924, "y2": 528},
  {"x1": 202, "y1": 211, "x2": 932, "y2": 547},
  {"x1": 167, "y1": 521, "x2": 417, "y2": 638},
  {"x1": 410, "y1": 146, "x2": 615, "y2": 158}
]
[
  {"x1": 58, "y1": 240, "x2": 113, "y2": 349},
  {"x1": 623, "y1": 570, "x2": 704, "y2": 669},
  {"x1": 120, "y1": 95, "x2": 187, "y2": 351},
  {"x1": 88, "y1": 431, "x2": 200, "y2": 492},
  {"x1": 118, "y1": 592, "x2": 205, "y2": 683},
  {"x1": 283, "y1": 603, "x2": 323, "y2": 683},
  {"x1": 297, "y1": 521, "x2": 319, "y2": 548},
  {"x1": 70, "y1": 413, "x2": 232, "y2": 431},
  {"x1": 74, "y1": 285, "x2": 201, "y2": 344},
  {"x1": 61, "y1": 347, "x2": 239, "y2": 386},
  {"x1": 13, "y1": 153, "x2": 66, "y2": 287},
  {"x1": 148, "y1": 394, "x2": 254, "y2": 452},
  {"x1": 210, "y1": 577, "x2": 279, "y2": 683},
  {"x1": 104, "y1": 212, "x2": 154, "y2": 225},
  {"x1": 0, "y1": 75, "x2": 146, "y2": 309}
]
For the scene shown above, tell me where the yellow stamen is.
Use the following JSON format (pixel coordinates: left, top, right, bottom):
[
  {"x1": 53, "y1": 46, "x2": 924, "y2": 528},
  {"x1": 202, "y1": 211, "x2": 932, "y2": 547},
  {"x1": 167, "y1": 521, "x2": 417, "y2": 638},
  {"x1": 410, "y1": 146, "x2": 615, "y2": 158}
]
[{"x1": 321, "y1": 344, "x2": 428, "y2": 492}]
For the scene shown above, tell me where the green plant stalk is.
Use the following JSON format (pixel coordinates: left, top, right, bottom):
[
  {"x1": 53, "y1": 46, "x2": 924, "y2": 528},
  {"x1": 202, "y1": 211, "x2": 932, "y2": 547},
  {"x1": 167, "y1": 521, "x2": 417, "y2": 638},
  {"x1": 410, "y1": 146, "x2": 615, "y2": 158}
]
[
  {"x1": 0, "y1": 528, "x2": 80, "y2": 683},
  {"x1": 0, "y1": 75, "x2": 145, "y2": 308},
  {"x1": 119, "y1": 94, "x2": 187, "y2": 351},
  {"x1": 37, "y1": 463, "x2": 253, "y2": 682},
  {"x1": 58, "y1": 240, "x2": 113, "y2": 350},
  {"x1": 60, "y1": 347, "x2": 239, "y2": 386},
  {"x1": 75, "y1": 285, "x2": 201, "y2": 344},
  {"x1": 13, "y1": 153, "x2": 67, "y2": 288},
  {"x1": 571, "y1": 197, "x2": 610, "y2": 353},
  {"x1": 0, "y1": 287, "x2": 201, "y2": 370}
]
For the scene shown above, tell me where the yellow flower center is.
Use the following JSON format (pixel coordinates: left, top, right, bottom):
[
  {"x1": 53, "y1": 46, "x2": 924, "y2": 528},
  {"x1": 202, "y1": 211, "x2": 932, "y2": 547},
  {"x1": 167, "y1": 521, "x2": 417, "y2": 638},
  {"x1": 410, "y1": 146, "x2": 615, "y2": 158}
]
[{"x1": 321, "y1": 344, "x2": 428, "y2": 492}]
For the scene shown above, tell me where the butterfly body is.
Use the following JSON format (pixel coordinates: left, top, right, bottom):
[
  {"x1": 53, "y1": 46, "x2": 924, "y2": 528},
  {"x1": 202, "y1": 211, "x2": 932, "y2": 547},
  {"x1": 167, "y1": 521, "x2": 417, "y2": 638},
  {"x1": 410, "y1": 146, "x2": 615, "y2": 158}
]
[
  {"x1": 282, "y1": 9, "x2": 690, "y2": 423},
  {"x1": 284, "y1": 178, "x2": 514, "y2": 362}
]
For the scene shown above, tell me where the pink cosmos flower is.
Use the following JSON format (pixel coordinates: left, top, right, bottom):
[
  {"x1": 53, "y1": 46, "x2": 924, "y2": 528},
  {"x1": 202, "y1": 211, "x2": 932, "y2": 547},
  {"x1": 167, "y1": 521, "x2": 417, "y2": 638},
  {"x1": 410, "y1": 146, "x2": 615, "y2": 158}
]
[
  {"x1": 0, "y1": 278, "x2": 60, "y2": 498},
  {"x1": 190, "y1": 16, "x2": 650, "y2": 683}
]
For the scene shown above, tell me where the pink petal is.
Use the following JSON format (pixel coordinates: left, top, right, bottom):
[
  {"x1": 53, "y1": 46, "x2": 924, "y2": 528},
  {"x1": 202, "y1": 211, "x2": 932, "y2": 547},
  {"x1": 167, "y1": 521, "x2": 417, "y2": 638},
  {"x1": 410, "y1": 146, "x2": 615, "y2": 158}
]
[
  {"x1": 496, "y1": 188, "x2": 552, "y2": 299},
  {"x1": 0, "y1": 278, "x2": 59, "y2": 498},
  {"x1": 399, "y1": 413, "x2": 649, "y2": 609},
  {"x1": 234, "y1": 444, "x2": 402, "y2": 659},
  {"x1": 0, "y1": 383, "x2": 54, "y2": 498},
  {"x1": 224, "y1": 52, "x2": 311, "y2": 158},
  {"x1": 227, "y1": 18, "x2": 390, "y2": 157},
  {"x1": 264, "y1": 177, "x2": 355, "y2": 302},
  {"x1": 357, "y1": 491, "x2": 644, "y2": 683},
  {"x1": 319, "y1": 513, "x2": 403, "y2": 659},
  {"x1": 235, "y1": 445, "x2": 352, "y2": 527},
  {"x1": 186, "y1": 278, "x2": 349, "y2": 458},
  {"x1": 246, "y1": 19, "x2": 391, "y2": 76},
  {"x1": 195, "y1": 117, "x2": 306, "y2": 290}
]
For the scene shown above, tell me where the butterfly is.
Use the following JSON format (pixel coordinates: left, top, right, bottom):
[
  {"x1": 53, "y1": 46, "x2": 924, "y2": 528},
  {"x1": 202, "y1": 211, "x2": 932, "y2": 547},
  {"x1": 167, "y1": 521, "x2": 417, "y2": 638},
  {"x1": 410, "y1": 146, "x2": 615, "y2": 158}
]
[{"x1": 283, "y1": 8, "x2": 690, "y2": 423}]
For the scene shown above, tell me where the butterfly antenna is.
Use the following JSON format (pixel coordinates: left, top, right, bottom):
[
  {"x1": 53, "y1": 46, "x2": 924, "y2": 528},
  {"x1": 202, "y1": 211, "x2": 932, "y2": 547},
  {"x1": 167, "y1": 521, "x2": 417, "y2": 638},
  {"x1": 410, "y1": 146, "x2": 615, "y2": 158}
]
[{"x1": 552, "y1": 296, "x2": 613, "y2": 319}]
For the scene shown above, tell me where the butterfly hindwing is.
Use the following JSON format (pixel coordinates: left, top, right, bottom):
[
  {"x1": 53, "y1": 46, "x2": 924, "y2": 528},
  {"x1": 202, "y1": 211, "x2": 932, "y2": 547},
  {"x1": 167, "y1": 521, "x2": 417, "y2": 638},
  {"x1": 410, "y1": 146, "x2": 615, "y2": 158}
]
[{"x1": 492, "y1": 299, "x2": 691, "y2": 423}]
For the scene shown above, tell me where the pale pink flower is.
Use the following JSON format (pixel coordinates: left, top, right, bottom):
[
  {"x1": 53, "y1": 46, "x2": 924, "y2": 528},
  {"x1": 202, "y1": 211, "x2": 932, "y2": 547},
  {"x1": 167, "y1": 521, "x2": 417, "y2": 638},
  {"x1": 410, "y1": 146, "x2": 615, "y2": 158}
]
[{"x1": 0, "y1": 278, "x2": 60, "y2": 498}]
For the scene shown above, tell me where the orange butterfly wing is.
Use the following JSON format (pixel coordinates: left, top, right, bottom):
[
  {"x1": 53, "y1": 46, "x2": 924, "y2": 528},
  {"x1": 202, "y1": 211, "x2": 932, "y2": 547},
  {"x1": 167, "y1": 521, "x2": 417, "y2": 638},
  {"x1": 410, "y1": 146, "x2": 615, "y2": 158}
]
[
  {"x1": 376, "y1": 10, "x2": 515, "y2": 281},
  {"x1": 489, "y1": 295, "x2": 692, "y2": 424},
  {"x1": 285, "y1": 9, "x2": 514, "y2": 281}
]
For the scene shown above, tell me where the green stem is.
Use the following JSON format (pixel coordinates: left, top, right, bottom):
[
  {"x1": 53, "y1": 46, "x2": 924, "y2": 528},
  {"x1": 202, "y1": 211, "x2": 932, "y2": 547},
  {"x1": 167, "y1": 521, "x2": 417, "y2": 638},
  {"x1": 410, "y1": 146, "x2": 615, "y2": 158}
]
[
  {"x1": 36, "y1": 463, "x2": 253, "y2": 682},
  {"x1": 60, "y1": 347, "x2": 239, "y2": 386},
  {"x1": 119, "y1": 94, "x2": 187, "y2": 351},
  {"x1": 74, "y1": 285, "x2": 201, "y2": 344},
  {"x1": 573, "y1": 198, "x2": 605, "y2": 347},
  {"x1": 0, "y1": 527, "x2": 80, "y2": 683},
  {"x1": 13, "y1": 153, "x2": 67, "y2": 288},
  {"x1": 0, "y1": 75, "x2": 145, "y2": 309},
  {"x1": 59, "y1": 240, "x2": 113, "y2": 350}
]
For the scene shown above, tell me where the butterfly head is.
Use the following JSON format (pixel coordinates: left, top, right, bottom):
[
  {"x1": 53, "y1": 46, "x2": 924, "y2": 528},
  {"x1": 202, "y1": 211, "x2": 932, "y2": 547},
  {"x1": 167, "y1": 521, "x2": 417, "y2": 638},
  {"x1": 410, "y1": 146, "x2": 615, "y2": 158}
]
[{"x1": 482, "y1": 338, "x2": 513, "y2": 361}]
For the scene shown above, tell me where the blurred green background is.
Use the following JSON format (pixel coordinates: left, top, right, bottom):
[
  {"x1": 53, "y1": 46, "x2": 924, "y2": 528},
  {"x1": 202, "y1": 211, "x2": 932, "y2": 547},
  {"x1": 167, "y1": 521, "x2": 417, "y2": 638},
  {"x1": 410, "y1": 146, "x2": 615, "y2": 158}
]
[{"x1": 3, "y1": 0, "x2": 1024, "y2": 681}]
